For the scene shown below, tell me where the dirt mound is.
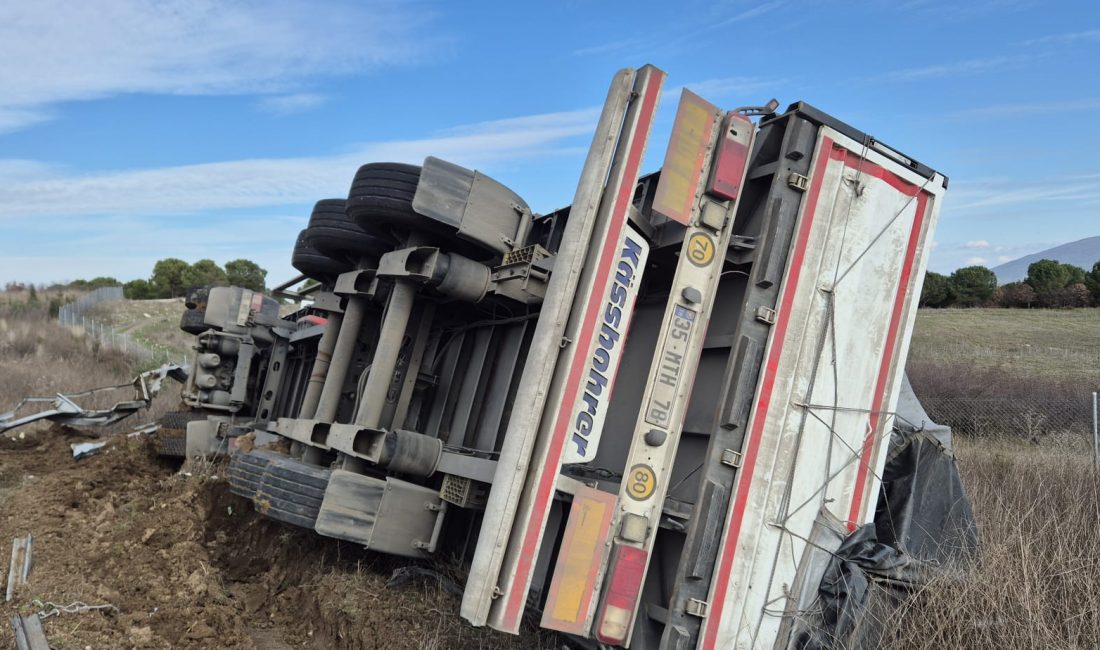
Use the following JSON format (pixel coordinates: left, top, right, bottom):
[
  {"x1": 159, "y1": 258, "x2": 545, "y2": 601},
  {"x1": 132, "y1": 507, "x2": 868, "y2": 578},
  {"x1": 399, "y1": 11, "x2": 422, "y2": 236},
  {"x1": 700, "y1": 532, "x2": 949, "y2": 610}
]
[{"x1": 1, "y1": 429, "x2": 557, "y2": 649}]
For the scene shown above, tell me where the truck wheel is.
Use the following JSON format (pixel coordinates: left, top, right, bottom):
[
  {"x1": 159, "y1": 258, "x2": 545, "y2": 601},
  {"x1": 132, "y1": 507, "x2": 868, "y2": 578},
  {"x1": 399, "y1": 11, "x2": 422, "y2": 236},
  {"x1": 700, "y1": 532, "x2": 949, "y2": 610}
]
[
  {"x1": 156, "y1": 410, "x2": 204, "y2": 457},
  {"x1": 179, "y1": 307, "x2": 207, "y2": 335},
  {"x1": 305, "y1": 198, "x2": 391, "y2": 264},
  {"x1": 346, "y1": 162, "x2": 495, "y2": 258},
  {"x1": 291, "y1": 229, "x2": 350, "y2": 283},
  {"x1": 229, "y1": 449, "x2": 330, "y2": 530},
  {"x1": 345, "y1": 162, "x2": 422, "y2": 232}
]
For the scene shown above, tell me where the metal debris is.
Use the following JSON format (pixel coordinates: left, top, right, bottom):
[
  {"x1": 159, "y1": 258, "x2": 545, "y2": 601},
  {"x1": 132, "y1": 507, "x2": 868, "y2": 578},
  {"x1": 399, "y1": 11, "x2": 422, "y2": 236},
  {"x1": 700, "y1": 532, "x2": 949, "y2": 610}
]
[
  {"x1": 9, "y1": 613, "x2": 49, "y2": 650},
  {"x1": 70, "y1": 441, "x2": 108, "y2": 459},
  {"x1": 127, "y1": 422, "x2": 160, "y2": 437},
  {"x1": 5, "y1": 534, "x2": 33, "y2": 602},
  {"x1": 0, "y1": 364, "x2": 186, "y2": 435},
  {"x1": 33, "y1": 599, "x2": 120, "y2": 619}
]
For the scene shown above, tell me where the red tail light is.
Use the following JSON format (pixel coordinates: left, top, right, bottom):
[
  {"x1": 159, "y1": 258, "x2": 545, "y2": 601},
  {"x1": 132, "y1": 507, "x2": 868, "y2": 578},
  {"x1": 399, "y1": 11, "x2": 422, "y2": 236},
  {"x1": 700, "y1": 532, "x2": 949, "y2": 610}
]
[{"x1": 595, "y1": 543, "x2": 648, "y2": 645}]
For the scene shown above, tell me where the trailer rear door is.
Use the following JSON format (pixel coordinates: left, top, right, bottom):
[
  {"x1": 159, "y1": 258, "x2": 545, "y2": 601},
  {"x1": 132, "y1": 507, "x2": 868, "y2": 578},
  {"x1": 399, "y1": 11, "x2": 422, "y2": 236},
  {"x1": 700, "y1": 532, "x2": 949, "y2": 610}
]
[{"x1": 700, "y1": 126, "x2": 945, "y2": 649}]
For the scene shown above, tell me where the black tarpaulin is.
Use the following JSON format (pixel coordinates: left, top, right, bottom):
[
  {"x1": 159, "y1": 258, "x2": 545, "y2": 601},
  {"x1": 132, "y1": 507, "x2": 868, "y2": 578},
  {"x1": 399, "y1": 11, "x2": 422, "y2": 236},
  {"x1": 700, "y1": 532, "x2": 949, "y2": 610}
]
[{"x1": 786, "y1": 379, "x2": 978, "y2": 649}]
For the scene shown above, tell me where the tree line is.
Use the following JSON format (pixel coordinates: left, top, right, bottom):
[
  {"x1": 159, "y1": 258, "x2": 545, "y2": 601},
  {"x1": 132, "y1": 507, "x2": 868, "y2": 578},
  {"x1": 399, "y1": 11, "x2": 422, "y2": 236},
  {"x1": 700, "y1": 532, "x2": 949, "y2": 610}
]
[
  {"x1": 122, "y1": 258, "x2": 267, "y2": 299},
  {"x1": 921, "y1": 259, "x2": 1100, "y2": 309},
  {"x1": 4, "y1": 258, "x2": 267, "y2": 301}
]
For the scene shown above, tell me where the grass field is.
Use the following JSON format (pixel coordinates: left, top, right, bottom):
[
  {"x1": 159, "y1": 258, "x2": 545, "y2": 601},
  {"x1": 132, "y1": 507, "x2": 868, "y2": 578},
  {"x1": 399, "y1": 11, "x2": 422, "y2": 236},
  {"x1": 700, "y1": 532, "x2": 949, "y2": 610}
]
[{"x1": 910, "y1": 307, "x2": 1100, "y2": 382}]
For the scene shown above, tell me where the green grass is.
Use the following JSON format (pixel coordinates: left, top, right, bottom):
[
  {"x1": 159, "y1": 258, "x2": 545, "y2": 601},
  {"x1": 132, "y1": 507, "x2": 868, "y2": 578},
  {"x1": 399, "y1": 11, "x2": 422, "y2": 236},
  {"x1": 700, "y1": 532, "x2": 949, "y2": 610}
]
[{"x1": 909, "y1": 308, "x2": 1100, "y2": 381}]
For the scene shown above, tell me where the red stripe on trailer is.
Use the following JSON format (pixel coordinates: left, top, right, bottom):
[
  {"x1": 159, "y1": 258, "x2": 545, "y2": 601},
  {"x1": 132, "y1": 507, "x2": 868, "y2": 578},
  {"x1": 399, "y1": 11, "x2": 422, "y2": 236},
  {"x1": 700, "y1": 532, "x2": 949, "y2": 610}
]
[
  {"x1": 699, "y1": 137, "x2": 835, "y2": 650},
  {"x1": 833, "y1": 147, "x2": 924, "y2": 196},
  {"x1": 844, "y1": 186, "x2": 931, "y2": 529},
  {"x1": 497, "y1": 69, "x2": 666, "y2": 631}
]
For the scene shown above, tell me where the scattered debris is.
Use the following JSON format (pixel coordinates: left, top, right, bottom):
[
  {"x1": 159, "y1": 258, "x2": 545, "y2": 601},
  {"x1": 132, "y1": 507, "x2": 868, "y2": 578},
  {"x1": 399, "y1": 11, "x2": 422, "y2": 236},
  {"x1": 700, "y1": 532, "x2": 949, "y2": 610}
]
[
  {"x1": 9, "y1": 613, "x2": 49, "y2": 650},
  {"x1": 0, "y1": 363, "x2": 186, "y2": 435},
  {"x1": 33, "y1": 599, "x2": 120, "y2": 619},
  {"x1": 127, "y1": 422, "x2": 160, "y2": 437},
  {"x1": 5, "y1": 534, "x2": 33, "y2": 602},
  {"x1": 71, "y1": 441, "x2": 108, "y2": 459}
]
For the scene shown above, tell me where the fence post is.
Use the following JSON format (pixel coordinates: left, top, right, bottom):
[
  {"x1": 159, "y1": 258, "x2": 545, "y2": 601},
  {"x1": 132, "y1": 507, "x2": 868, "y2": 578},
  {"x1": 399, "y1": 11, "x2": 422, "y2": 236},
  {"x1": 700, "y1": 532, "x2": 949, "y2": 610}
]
[{"x1": 1093, "y1": 391, "x2": 1098, "y2": 474}]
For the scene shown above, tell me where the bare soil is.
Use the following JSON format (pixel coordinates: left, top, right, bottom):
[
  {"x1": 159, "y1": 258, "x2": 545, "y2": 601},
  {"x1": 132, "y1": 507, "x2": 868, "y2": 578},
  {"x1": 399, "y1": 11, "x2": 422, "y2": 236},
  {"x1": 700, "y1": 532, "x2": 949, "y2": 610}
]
[{"x1": 0, "y1": 427, "x2": 557, "y2": 649}]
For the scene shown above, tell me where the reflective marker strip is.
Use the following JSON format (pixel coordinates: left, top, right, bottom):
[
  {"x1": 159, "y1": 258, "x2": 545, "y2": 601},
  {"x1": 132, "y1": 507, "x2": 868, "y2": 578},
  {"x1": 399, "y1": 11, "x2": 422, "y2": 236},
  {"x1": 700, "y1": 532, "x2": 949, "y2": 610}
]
[
  {"x1": 843, "y1": 163, "x2": 932, "y2": 530},
  {"x1": 540, "y1": 487, "x2": 617, "y2": 635},
  {"x1": 595, "y1": 544, "x2": 649, "y2": 645},
  {"x1": 652, "y1": 90, "x2": 718, "y2": 225},
  {"x1": 495, "y1": 68, "x2": 666, "y2": 633}
]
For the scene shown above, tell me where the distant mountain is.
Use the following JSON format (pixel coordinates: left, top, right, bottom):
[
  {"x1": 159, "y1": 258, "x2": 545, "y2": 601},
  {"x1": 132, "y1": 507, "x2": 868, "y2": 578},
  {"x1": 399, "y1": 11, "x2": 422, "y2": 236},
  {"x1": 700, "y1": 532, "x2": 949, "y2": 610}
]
[{"x1": 991, "y1": 236, "x2": 1100, "y2": 283}]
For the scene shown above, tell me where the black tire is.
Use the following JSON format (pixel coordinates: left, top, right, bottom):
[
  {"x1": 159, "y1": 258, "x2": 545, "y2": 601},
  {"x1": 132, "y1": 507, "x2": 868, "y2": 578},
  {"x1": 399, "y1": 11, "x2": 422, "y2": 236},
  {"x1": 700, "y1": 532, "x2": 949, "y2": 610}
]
[
  {"x1": 345, "y1": 163, "x2": 422, "y2": 233},
  {"x1": 346, "y1": 162, "x2": 500, "y2": 258},
  {"x1": 156, "y1": 410, "x2": 205, "y2": 457},
  {"x1": 305, "y1": 198, "x2": 392, "y2": 264},
  {"x1": 229, "y1": 449, "x2": 331, "y2": 530},
  {"x1": 180, "y1": 308, "x2": 207, "y2": 335},
  {"x1": 291, "y1": 229, "x2": 351, "y2": 283}
]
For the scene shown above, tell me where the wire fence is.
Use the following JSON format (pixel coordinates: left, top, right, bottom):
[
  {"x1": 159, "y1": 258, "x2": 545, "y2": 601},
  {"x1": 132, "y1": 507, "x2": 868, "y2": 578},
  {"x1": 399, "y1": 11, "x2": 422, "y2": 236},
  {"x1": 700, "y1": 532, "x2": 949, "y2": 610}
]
[
  {"x1": 922, "y1": 395, "x2": 1097, "y2": 439},
  {"x1": 56, "y1": 287, "x2": 187, "y2": 365}
]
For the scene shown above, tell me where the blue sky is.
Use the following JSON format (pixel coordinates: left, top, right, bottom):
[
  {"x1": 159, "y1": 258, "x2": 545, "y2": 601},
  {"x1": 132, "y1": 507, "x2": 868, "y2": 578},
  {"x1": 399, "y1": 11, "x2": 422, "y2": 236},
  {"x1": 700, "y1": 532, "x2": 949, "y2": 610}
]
[{"x1": 2, "y1": 0, "x2": 1098, "y2": 285}]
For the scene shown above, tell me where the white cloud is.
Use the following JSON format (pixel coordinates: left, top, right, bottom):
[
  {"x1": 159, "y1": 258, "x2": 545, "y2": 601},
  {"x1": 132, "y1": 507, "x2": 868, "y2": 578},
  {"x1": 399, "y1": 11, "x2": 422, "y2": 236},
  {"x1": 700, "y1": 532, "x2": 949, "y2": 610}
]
[
  {"x1": 0, "y1": 107, "x2": 55, "y2": 135},
  {"x1": 964, "y1": 256, "x2": 989, "y2": 265},
  {"x1": 945, "y1": 173, "x2": 1100, "y2": 214},
  {"x1": 964, "y1": 240, "x2": 991, "y2": 249},
  {"x1": 0, "y1": 70, "x2": 796, "y2": 222},
  {"x1": 879, "y1": 55, "x2": 1037, "y2": 82},
  {"x1": 572, "y1": 39, "x2": 641, "y2": 57},
  {"x1": 1023, "y1": 29, "x2": 1100, "y2": 47},
  {"x1": 997, "y1": 255, "x2": 1014, "y2": 263},
  {"x1": 0, "y1": 0, "x2": 438, "y2": 133},
  {"x1": 0, "y1": 106, "x2": 601, "y2": 220},
  {"x1": 257, "y1": 93, "x2": 329, "y2": 116},
  {"x1": 948, "y1": 98, "x2": 1100, "y2": 119}
]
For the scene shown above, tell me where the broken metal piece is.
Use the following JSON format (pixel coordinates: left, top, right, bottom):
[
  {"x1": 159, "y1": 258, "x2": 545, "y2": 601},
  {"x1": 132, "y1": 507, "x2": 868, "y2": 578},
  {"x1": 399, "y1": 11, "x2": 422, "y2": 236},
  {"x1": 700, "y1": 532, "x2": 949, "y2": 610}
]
[
  {"x1": 71, "y1": 441, "x2": 107, "y2": 459},
  {"x1": 127, "y1": 422, "x2": 160, "y2": 437},
  {"x1": 9, "y1": 614, "x2": 49, "y2": 650},
  {"x1": 5, "y1": 534, "x2": 32, "y2": 602},
  {"x1": 0, "y1": 363, "x2": 185, "y2": 435}
]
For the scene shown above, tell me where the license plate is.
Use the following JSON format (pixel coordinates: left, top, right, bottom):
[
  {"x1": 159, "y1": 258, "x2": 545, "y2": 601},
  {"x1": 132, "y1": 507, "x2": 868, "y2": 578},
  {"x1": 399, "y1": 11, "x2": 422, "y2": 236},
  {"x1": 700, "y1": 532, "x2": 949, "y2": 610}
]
[{"x1": 645, "y1": 304, "x2": 696, "y2": 428}]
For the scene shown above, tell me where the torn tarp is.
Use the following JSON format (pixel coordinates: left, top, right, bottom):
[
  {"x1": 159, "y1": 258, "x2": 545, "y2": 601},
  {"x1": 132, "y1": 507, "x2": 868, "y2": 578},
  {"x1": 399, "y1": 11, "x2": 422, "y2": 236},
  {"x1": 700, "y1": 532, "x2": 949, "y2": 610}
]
[{"x1": 784, "y1": 378, "x2": 979, "y2": 649}]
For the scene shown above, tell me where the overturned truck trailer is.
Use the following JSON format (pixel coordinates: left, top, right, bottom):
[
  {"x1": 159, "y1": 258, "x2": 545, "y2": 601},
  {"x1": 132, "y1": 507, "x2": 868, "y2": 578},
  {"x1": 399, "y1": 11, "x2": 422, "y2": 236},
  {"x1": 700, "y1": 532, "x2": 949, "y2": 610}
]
[{"x1": 184, "y1": 65, "x2": 948, "y2": 648}]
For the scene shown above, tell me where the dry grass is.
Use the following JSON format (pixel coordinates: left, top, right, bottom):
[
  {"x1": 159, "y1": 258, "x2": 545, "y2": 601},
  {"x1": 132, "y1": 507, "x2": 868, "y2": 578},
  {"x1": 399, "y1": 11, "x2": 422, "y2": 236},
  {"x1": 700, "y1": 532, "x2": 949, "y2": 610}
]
[
  {"x1": 0, "y1": 300, "x2": 175, "y2": 434},
  {"x1": 877, "y1": 436, "x2": 1100, "y2": 649}
]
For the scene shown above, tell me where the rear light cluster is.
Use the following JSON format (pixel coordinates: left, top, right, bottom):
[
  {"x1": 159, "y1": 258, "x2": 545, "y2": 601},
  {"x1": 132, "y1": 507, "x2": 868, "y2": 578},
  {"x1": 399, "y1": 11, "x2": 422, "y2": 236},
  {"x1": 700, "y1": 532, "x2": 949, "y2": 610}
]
[{"x1": 595, "y1": 543, "x2": 648, "y2": 645}]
